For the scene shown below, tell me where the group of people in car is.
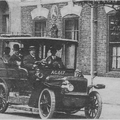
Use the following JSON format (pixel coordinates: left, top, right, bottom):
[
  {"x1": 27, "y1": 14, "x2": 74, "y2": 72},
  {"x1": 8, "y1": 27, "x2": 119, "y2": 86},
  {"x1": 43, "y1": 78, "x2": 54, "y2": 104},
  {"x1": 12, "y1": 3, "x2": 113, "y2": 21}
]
[
  {"x1": 3, "y1": 44, "x2": 63, "y2": 70},
  {"x1": 2, "y1": 44, "x2": 64, "y2": 86}
]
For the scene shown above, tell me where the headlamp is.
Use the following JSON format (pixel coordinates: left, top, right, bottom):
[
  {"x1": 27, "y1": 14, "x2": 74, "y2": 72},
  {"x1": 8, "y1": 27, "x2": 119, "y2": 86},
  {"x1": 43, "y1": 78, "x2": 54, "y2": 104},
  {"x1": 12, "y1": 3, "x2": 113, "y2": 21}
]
[{"x1": 61, "y1": 80, "x2": 74, "y2": 92}]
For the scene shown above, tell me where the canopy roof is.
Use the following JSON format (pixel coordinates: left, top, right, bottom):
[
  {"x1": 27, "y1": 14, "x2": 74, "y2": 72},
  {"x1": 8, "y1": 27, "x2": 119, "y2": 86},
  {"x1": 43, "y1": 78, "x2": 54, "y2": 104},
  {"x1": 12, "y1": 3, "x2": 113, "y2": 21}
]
[
  {"x1": 0, "y1": 35, "x2": 78, "y2": 44},
  {"x1": 74, "y1": 0, "x2": 120, "y2": 4}
]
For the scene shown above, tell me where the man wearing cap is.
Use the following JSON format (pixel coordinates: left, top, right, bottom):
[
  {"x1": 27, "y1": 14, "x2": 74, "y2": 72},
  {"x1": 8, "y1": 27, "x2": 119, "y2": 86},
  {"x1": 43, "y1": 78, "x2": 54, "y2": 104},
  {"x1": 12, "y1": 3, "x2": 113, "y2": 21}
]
[{"x1": 8, "y1": 44, "x2": 22, "y2": 67}]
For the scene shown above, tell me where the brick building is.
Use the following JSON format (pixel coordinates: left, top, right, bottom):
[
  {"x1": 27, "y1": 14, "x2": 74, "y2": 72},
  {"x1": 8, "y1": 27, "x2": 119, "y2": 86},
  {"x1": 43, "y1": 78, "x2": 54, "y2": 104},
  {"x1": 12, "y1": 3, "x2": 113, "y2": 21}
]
[{"x1": 1, "y1": 0, "x2": 120, "y2": 77}]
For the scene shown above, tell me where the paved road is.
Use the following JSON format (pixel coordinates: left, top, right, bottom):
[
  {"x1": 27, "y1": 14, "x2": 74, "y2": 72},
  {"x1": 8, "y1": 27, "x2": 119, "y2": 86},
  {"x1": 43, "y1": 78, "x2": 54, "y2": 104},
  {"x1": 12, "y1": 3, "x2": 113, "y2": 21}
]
[
  {"x1": 0, "y1": 103, "x2": 120, "y2": 119},
  {"x1": 1, "y1": 75, "x2": 120, "y2": 119}
]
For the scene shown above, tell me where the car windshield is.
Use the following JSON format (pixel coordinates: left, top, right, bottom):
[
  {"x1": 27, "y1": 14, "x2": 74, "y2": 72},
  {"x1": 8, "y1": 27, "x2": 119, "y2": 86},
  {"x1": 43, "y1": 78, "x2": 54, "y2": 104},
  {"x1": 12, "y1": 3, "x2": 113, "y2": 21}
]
[{"x1": 2, "y1": 38, "x2": 76, "y2": 69}]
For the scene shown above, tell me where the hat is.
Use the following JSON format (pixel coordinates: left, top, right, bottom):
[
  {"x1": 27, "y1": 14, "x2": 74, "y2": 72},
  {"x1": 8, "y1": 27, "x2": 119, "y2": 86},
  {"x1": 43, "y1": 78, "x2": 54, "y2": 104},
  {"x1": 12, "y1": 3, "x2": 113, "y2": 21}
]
[
  {"x1": 13, "y1": 44, "x2": 19, "y2": 51},
  {"x1": 29, "y1": 46, "x2": 35, "y2": 51}
]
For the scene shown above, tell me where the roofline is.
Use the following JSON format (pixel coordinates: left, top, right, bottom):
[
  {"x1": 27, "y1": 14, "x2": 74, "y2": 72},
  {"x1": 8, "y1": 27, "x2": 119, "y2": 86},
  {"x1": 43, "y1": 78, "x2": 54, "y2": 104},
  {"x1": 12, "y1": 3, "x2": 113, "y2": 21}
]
[{"x1": 0, "y1": 36, "x2": 78, "y2": 43}]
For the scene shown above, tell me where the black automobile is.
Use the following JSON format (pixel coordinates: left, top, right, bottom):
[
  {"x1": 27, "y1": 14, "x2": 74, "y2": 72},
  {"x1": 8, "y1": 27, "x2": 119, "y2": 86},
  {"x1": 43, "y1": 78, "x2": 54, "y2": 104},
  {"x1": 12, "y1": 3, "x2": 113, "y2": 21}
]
[{"x1": 0, "y1": 35, "x2": 105, "y2": 119}]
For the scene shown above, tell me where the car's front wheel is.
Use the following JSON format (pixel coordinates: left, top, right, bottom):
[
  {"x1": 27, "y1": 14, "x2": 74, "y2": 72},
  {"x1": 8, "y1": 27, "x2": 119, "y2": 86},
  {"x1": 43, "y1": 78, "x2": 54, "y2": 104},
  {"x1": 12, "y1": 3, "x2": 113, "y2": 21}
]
[
  {"x1": 85, "y1": 91, "x2": 102, "y2": 119},
  {"x1": 38, "y1": 88, "x2": 55, "y2": 119},
  {"x1": 0, "y1": 83, "x2": 8, "y2": 113}
]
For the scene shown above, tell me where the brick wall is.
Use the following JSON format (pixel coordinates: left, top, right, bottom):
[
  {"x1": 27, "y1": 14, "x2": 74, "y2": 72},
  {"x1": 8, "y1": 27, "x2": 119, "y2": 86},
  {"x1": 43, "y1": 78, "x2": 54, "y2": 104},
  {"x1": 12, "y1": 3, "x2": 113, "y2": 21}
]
[
  {"x1": 96, "y1": 6, "x2": 107, "y2": 76},
  {"x1": 77, "y1": 4, "x2": 91, "y2": 75},
  {"x1": 21, "y1": 3, "x2": 110, "y2": 76},
  {"x1": 43, "y1": 3, "x2": 66, "y2": 38},
  {"x1": 21, "y1": 5, "x2": 36, "y2": 35}
]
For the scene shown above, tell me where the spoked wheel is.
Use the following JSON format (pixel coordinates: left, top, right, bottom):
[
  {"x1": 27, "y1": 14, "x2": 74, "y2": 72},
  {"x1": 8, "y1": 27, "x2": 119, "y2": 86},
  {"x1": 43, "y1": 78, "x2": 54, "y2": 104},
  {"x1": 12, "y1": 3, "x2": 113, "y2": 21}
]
[
  {"x1": 0, "y1": 83, "x2": 8, "y2": 113},
  {"x1": 85, "y1": 91, "x2": 102, "y2": 119},
  {"x1": 38, "y1": 88, "x2": 55, "y2": 119}
]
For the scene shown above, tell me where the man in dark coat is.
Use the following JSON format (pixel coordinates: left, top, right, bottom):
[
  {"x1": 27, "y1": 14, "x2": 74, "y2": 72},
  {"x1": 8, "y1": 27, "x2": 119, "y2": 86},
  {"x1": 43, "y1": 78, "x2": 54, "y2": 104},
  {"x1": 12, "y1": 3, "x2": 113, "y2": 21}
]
[
  {"x1": 8, "y1": 44, "x2": 21, "y2": 67},
  {"x1": 23, "y1": 46, "x2": 37, "y2": 70},
  {"x1": 23, "y1": 46, "x2": 41, "y2": 107},
  {"x1": 23, "y1": 46, "x2": 38, "y2": 86}
]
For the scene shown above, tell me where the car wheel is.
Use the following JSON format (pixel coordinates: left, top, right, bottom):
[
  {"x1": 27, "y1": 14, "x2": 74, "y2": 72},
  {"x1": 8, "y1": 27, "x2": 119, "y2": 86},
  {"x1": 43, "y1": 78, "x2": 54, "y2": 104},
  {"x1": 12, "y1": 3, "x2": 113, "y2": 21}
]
[
  {"x1": 0, "y1": 83, "x2": 8, "y2": 113},
  {"x1": 38, "y1": 88, "x2": 55, "y2": 119},
  {"x1": 85, "y1": 91, "x2": 102, "y2": 119}
]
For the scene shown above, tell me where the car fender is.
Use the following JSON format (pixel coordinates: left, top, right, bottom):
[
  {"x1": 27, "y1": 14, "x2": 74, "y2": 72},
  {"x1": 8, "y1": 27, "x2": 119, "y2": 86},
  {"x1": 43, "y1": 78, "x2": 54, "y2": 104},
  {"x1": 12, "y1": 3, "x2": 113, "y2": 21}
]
[
  {"x1": 87, "y1": 84, "x2": 105, "y2": 93},
  {"x1": 0, "y1": 82, "x2": 9, "y2": 101}
]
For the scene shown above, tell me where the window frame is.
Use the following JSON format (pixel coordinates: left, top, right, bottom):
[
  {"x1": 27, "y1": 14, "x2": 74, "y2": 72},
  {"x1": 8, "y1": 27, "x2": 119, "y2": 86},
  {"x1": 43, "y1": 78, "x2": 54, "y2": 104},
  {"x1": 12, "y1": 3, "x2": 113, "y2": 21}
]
[
  {"x1": 108, "y1": 11, "x2": 120, "y2": 71},
  {"x1": 33, "y1": 19, "x2": 46, "y2": 37},
  {"x1": 63, "y1": 15, "x2": 79, "y2": 40}
]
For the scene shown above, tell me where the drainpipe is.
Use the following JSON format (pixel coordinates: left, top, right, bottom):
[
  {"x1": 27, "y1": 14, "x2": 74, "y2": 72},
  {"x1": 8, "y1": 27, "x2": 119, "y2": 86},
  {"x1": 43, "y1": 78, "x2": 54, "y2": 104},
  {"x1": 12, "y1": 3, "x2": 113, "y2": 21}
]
[{"x1": 91, "y1": 5, "x2": 94, "y2": 86}]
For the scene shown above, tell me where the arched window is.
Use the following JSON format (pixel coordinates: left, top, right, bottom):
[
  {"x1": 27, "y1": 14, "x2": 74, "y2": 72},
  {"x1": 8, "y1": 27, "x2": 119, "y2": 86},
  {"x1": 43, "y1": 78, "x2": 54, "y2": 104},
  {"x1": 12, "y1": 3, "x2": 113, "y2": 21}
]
[
  {"x1": 63, "y1": 14, "x2": 79, "y2": 40},
  {"x1": 33, "y1": 16, "x2": 46, "y2": 37}
]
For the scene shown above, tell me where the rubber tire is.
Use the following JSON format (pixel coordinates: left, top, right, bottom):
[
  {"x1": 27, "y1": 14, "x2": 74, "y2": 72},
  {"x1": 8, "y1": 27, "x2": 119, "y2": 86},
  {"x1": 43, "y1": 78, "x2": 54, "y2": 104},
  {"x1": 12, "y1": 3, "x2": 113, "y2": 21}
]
[
  {"x1": 38, "y1": 88, "x2": 55, "y2": 119},
  {"x1": 0, "y1": 83, "x2": 8, "y2": 113},
  {"x1": 85, "y1": 91, "x2": 102, "y2": 119}
]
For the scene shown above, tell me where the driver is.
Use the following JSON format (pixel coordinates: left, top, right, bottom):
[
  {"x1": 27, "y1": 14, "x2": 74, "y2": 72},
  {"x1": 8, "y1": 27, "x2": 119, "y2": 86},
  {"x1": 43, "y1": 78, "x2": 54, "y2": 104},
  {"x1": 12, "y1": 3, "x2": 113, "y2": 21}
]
[{"x1": 46, "y1": 47, "x2": 64, "y2": 68}]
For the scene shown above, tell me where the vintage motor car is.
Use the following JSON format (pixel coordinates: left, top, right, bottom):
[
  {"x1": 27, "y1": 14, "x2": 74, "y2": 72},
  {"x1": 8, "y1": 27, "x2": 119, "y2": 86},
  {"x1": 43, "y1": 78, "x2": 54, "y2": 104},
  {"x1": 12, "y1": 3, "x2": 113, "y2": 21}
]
[{"x1": 0, "y1": 35, "x2": 105, "y2": 119}]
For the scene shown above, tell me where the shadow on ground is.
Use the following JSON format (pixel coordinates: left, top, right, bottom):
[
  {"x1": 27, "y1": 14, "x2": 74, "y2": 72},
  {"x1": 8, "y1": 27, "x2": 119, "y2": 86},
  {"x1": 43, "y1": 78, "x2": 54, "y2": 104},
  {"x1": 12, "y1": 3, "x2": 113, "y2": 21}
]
[{"x1": 4, "y1": 111, "x2": 86, "y2": 119}]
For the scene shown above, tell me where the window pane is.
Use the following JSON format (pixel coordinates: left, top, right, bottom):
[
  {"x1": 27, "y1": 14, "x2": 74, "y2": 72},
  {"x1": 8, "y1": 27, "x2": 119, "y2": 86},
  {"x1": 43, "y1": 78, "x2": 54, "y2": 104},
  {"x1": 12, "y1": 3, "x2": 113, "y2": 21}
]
[
  {"x1": 109, "y1": 15, "x2": 120, "y2": 42},
  {"x1": 112, "y1": 57, "x2": 116, "y2": 69},
  {"x1": 112, "y1": 47, "x2": 116, "y2": 56},
  {"x1": 117, "y1": 47, "x2": 120, "y2": 56},
  {"x1": 74, "y1": 19, "x2": 78, "y2": 30},
  {"x1": 117, "y1": 57, "x2": 120, "y2": 68},
  {"x1": 65, "y1": 32, "x2": 72, "y2": 39},
  {"x1": 2, "y1": 15, "x2": 9, "y2": 33},
  {"x1": 65, "y1": 18, "x2": 79, "y2": 40},
  {"x1": 34, "y1": 21, "x2": 46, "y2": 37},
  {"x1": 65, "y1": 44, "x2": 75, "y2": 69},
  {"x1": 74, "y1": 31, "x2": 79, "y2": 40},
  {"x1": 65, "y1": 20, "x2": 74, "y2": 30}
]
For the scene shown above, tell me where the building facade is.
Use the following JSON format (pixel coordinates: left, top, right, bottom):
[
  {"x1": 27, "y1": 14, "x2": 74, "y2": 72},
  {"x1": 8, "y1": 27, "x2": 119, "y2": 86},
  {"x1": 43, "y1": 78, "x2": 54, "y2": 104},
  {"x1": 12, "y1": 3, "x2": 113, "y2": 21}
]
[{"x1": 1, "y1": 0, "x2": 120, "y2": 77}]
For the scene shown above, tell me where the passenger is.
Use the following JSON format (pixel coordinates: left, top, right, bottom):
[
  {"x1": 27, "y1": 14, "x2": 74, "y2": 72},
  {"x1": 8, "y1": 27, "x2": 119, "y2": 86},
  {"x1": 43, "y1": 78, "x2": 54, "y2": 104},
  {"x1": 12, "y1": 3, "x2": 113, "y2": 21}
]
[
  {"x1": 23, "y1": 46, "x2": 37, "y2": 70},
  {"x1": 23, "y1": 46, "x2": 42, "y2": 106},
  {"x1": 3, "y1": 47, "x2": 11, "y2": 63},
  {"x1": 8, "y1": 44, "x2": 22, "y2": 67},
  {"x1": 46, "y1": 47, "x2": 64, "y2": 68},
  {"x1": 23, "y1": 46, "x2": 37, "y2": 85}
]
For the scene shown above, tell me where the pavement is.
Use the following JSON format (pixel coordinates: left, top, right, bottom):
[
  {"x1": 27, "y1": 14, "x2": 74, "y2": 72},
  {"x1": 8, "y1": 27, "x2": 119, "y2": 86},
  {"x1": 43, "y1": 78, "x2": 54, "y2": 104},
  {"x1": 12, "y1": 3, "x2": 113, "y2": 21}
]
[{"x1": 85, "y1": 75, "x2": 120, "y2": 105}]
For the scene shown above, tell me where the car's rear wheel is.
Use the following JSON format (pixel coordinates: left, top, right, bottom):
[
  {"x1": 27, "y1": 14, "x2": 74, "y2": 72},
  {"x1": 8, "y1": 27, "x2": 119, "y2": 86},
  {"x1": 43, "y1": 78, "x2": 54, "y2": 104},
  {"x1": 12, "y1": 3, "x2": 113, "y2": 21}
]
[
  {"x1": 85, "y1": 91, "x2": 102, "y2": 119},
  {"x1": 38, "y1": 88, "x2": 55, "y2": 119},
  {"x1": 0, "y1": 83, "x2": 8, "y2": 113}
]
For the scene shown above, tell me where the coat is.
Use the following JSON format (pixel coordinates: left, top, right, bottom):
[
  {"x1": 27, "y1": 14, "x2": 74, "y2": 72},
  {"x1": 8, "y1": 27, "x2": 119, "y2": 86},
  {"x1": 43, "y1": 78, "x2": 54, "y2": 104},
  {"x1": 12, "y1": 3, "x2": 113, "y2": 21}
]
[
  {"x1": 23, "y1": 54, "x2": 36, "y2": 70},
  {"x1": 8, "y1": 53, "x2": 21, "y2": 67},
  {"x1": 46, "y1": 55, "x2": 64, "y2": 68}
]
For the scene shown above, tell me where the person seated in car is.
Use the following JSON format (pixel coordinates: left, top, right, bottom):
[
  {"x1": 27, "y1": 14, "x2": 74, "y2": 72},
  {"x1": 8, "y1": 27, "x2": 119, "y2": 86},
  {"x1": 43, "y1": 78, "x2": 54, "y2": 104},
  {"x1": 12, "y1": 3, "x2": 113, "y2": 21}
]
[
  {"x1": 23, "y1": 46, "x2": 37, "y2": 70},
  {"x1": 46, "y1": 47, "x2": 64, "y2": 68},
  {"x1": 8, "y1": 44, "x2": 22, "y2": 67},
  {"x1": 3, "y1": 47, "x2": 11, "y2": 63},
  {"x1": 23, "y1": 46, "x2": 38, "y2": 85}
]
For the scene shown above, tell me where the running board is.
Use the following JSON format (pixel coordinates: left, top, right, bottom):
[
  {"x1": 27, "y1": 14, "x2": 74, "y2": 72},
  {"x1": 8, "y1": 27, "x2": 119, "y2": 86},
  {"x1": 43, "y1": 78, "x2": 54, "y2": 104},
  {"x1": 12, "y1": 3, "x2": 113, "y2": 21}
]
[{"x1": 9, "y1": 105, "x2": 39, "y2": 114}]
